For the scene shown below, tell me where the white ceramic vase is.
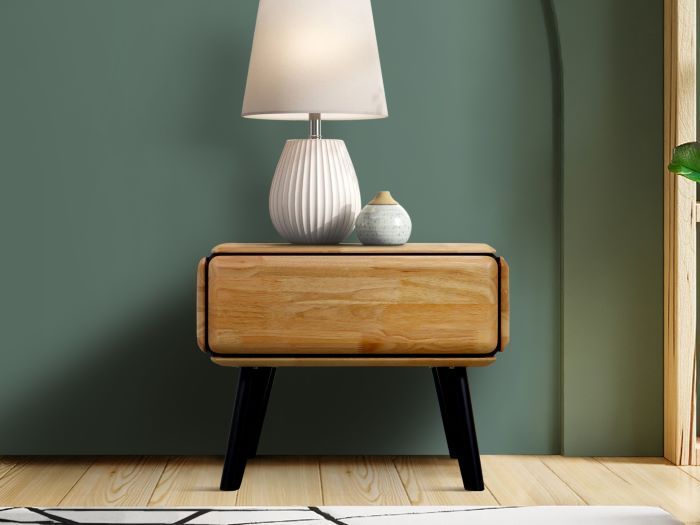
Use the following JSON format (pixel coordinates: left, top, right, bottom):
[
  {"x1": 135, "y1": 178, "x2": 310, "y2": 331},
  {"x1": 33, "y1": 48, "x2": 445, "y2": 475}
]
[
  {"x1": 269, "y1": 139, "x2": 361, "y2": 244},
  {"x1": 355, "y1": 191, "x2": 412, "y2": 245}
]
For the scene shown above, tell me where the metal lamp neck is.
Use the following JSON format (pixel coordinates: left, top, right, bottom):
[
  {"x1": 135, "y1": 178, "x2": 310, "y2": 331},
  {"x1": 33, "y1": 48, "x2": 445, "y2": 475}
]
[{"x1": 309, "y1": 113, "x2": 321, "y2": 139}]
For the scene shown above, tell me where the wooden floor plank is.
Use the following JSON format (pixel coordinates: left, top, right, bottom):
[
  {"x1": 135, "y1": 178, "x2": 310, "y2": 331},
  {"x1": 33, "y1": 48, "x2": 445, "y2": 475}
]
[
  {"x1": 681, "y1": 464, "x2": 700, "y2": 483},
  {"x1": 393, "y1": 456, "x2": 497, "y2": 505},
  {"x1": 237, "y1": 457, "x2": 322, "y2": 506},
  {"x1": 541, "y1": 456, "x2": 655, "y2": 505},
  {"x1": 60, "y1": 456, "x2": 166, "y2": 506},
  {"x1": 542, "y1": 455, "x2": 700, "y2": 523},
  {"x1": 149, "y1": 456, "x2": 237, "y2": 506},
  {"x1": 0, "y1": 453, "x2": 697, "y2": 521},
  {"x1": 321, "y1": 456, "x2": 410, "y2": 505},
  {"x1": 481, "y1": 455, "x2": 585, "y2": 506},
  {"x1": 0, "y1": 458, "x2": 18, "y2": 481},
  {"x1": 597, "y1": 457, "x2": 700, "y2": 524},
  {"x1": 0, "y1": 457, "x2": 93, "y2": 506}
]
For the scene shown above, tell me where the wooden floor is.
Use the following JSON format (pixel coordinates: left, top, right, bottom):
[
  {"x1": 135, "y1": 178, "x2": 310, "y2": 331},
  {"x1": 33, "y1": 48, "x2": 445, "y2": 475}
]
[{"x1": 0, "y1": 456, "x2": 699, "y2": 524}]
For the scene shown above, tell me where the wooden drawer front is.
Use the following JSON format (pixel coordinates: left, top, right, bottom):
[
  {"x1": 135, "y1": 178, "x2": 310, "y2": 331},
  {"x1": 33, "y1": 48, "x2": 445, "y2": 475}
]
[{"x1": 207, "y1": 255, "x2": 499, "y2": 355}]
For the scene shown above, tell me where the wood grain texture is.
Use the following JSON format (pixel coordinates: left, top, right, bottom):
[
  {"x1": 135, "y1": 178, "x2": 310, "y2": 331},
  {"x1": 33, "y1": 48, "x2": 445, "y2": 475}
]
[
  {"x1": 320, "y1": 456, "x2": 410, "y2": 505},
  {"x1": 211, "y1": 356, "x2": 496, "y2": 367},
  {"x1": 393, "y1": 456, "x2": 497, "y2": 506},
  {"x1": 480, "y1": 455, "x2": 583, "y2": 506},
  {"x1": 681, "y1": 464, "x2": 700, "y2": 483},
  {"x1": 61, "y1": 456, "x2": 166, "y2": 506},
  {"x1": 212, "y1": 243, "x2": 496, "y2": 255},
  {"x1": 0, "y1": 457, "x2": 93, "y2": 506},
  {"x1": 541, "y1": 454, "x2": 700, "y2": 524},
  {"x1": 664, "y1": 0, "x2": 698, "y2": 466},
  {"x1": 0, "y1": 458, "x2": 17, "y2": 481},
  {"x1": 149, "y1": 457, "x2": 238, "y2": 506},
  {"x1": 0, "y1": 455, "x2": 699, "y2": 521},
  {"x1": 598, "y1": 457, "x2": 700, "y2": 524},
  {"x1": 237, "y1": 457, "x2": 323, "y2": 506},
  {"x1": 542, "y1": 456, "x2": 659, "y2": 506},
  {"x1": 197, "y1": 257, "x2": 206, "y2": 352},
  {"x1": 208, "y1": 255, "x2": 499, "y2": 355},
  {"x1": 498, "y1": 258, "x2": 509, "y2": 349}
]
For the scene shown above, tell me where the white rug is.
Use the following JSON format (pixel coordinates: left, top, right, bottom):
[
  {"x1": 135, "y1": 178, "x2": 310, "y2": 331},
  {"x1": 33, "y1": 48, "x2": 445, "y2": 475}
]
[{"x1": 0, "y1": 506, "x2": 681, "y2": 524}]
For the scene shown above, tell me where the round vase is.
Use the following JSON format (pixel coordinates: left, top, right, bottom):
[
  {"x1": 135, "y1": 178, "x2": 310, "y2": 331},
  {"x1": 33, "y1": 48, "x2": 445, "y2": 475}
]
[
  {"x1": 269, "y1": 139, "x2": 361, "y2": 244},
  {"x1": 355, "y1": 191, "x2": 412, "y2": 245}
]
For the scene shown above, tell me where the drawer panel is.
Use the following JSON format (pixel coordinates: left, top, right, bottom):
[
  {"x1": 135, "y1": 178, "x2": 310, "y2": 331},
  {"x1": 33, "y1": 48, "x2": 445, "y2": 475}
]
[{"x1": 206, "y1": 255, "x2": 499, "y2": 355}]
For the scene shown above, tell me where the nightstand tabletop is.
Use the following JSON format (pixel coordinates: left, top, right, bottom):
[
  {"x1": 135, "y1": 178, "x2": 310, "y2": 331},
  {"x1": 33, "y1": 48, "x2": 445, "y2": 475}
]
[{"x1": 212, "y1": 242, "x2": 496, "y2": 255}]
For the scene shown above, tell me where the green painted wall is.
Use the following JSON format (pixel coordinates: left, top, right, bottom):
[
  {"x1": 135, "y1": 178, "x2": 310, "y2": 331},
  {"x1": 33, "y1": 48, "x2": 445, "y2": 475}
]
[
  {"x1": 0, "y1": 0, "x2": 558, "y2": 454},
  {"x1": 0, "y1": 0, "x2": 664, "y2": 456},
  {"x1": 557, "y1": 0, "x2": 664, "y2": 455}
]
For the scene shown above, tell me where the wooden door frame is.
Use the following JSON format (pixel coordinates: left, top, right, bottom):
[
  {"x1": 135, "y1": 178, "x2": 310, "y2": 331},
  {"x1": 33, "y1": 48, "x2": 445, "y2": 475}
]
[{"x1": 664, "y1": 0, "x2": 698, "y2": 466}]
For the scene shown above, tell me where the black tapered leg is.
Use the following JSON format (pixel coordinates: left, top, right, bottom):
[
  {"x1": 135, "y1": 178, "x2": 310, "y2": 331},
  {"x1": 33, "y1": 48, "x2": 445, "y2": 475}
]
[
  {"x1": 432, "y1": 368, "x2": 458, "y2": 458},
  {"x1": 435, "y1": 367, "x2": 484, "y2": 491},
  {"x1": 248, "y1": 368, "x2": 275, "y2": 458},
  {"x1": 220, "y1": 367, "x2": 275, "y2": 491}
]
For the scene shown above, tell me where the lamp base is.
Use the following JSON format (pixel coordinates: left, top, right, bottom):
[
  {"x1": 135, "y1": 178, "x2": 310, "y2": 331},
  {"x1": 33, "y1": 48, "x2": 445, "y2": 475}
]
[{"x1": 269, "y1": 139, "x2": 361, "y2": 244}]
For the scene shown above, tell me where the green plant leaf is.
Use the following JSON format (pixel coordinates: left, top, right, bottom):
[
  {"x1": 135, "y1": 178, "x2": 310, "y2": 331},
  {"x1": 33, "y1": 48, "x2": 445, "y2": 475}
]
[
  {"x1": 680, "y1": 169, "x2": 700, "y2": 183},
  {"x1": 668, "y1": 161, "x2": 693, "y2": 175},
  {"x1": 669, "y1": 142, "x2": 700, "y2": 174}
]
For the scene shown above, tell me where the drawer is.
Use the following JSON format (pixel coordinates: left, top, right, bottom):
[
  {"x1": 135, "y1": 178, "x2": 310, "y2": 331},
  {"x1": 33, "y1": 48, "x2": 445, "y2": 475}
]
[{"x1": 200, "y1": 254, "x2": 503, "y2": 356}]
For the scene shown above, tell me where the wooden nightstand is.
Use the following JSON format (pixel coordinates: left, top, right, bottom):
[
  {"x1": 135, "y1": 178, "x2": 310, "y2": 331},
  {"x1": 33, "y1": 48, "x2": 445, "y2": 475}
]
[{"x1": 197, "y1": 243, "x2": 509, "y2": 491}]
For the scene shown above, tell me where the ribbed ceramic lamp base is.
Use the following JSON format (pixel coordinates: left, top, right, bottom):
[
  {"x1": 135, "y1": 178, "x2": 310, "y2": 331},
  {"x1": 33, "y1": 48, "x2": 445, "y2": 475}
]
[{"x1": 269, "y1": 139, "x2": 361, "y2": 244}]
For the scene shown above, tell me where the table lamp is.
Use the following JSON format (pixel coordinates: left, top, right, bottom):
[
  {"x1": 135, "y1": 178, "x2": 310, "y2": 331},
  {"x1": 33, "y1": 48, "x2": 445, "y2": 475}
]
[{"x1": 242, "y1": 0, "x2": 388, "y2": 244}]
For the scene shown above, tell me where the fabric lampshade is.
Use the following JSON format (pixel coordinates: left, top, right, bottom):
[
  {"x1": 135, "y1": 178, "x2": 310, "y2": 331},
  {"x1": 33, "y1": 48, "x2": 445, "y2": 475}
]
[{"x1": 241, "y1": 0, "x2": 388, "y2": 120}]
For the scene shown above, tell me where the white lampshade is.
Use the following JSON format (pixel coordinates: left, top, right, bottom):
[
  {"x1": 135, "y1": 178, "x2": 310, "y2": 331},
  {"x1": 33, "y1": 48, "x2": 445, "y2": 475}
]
[{"x1": 242, "y1": 0, "x2": 388, "y2": 120}]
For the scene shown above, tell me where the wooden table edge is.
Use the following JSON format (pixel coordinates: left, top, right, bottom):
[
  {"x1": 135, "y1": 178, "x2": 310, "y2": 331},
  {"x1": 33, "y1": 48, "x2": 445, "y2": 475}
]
[
  {"x1": 210, "y1": 356, "x2": 497, "y2": 367},
  {"x1": 211, "y1": 242, "x2": 497, "y2": 255}
]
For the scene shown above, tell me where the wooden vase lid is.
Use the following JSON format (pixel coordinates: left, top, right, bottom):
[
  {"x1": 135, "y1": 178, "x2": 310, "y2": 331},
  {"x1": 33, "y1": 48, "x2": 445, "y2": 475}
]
[{"x1": 368, "y1": 191, "x2": 398, "y2": 205}]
